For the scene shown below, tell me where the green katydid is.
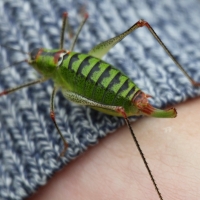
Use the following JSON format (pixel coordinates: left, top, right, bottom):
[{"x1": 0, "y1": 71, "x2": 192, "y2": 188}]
[{"x1": 1, "y1": 12, "x2": 200, "y2": 200}]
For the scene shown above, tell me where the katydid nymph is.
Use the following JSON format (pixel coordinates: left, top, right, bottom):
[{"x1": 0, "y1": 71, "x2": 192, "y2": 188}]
[{"x1": 0, "y1": 12, "x2": 200, "y2": 200}]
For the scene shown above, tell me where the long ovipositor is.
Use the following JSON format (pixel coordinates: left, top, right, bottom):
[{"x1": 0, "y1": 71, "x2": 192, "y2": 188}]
[{"x1": 29, "y1": 48, "x2": 177, "y2": 118}]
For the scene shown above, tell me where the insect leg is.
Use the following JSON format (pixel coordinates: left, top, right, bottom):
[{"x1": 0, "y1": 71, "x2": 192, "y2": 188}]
[
  {"x1": 59, "y1": 12, "x2": 88, "y2": 51},
  {"x1": 69, "y1": 13, "x2": 88, "y2": 51},
  {"x1": 59, "y1": 12, "x2": 68, "y2": 49},
  {"x1": 116, "y1": 106, "x2": 163, "y2": 200},
  {"x1": 50, "y1": 87, "x2": 68, "y2": 157},
  {"x1": 0, "y1": 78, "x2": 46, "y2": 96},
  {"x1": 88, "y1": 21, "x2": 141, "y2": 59},
  {"x1": 136, "y1": 20, "x2": 200, "y2": 86},
  {"x1": 89, "y1": 19, "x2": 200, "y2": 85},
  {"x1": 62, "y1": 90, "x2": 163, "y2": 199}
]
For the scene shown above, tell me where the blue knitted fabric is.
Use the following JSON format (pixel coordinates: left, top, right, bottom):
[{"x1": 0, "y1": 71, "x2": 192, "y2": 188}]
[{"x1": 1, "y1": 0, "x2": 200, "y2": 199}]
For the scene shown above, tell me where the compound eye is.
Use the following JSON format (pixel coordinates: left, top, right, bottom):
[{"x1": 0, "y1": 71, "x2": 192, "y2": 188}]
[
  {"x1": 30, "y1": 48, "x2": 41, "y2": 61},
  {"x1": 57, "y1": 52, "x2": 67, "y2": 67}
]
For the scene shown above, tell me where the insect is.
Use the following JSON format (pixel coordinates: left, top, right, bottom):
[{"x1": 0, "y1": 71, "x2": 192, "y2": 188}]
[{"x1": 0, "y1": 12, "x2": 200, "y2": 200}]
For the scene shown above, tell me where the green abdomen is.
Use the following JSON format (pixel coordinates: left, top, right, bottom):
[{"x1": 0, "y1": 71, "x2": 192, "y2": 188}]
[{"x1": 59, "y1": 52, "x2": 139, "y2": 110}]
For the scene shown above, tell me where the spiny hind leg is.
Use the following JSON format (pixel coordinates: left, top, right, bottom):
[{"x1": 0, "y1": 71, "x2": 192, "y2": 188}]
[
  {"x1": 62, "y1": 90, "x2": 163, "y2": 198},
  {"x1": 56, "y1": 89, "x2": 123, "y2": 156},
  {"x1": 88, "y1": 19, "x2": 200, "y2": 86},
  {"x1": 64, "y1": 90, "x2": 163, "y2": 199},
  {"x1": 88, "y1": 21, "x2": 142, "y2": 59},
  {"x1": 62, "y1": 90, "x2": 122, "y2": 114}
]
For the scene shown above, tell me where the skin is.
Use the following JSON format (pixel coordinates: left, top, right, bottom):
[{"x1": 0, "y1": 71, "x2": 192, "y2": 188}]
[{"x1": 27, "y1": 97, "x2": 200, "y2": 200}]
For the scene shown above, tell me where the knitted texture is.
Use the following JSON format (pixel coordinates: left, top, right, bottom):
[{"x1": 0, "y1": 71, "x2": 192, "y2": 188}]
[{"x1": 0, "y1": 0, "x2": 200, "y2": 199}]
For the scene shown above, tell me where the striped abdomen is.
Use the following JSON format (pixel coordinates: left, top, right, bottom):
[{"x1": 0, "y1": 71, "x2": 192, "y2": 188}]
[{"x1": 59, "y1": 52, "x2": 139, "y2": 108}]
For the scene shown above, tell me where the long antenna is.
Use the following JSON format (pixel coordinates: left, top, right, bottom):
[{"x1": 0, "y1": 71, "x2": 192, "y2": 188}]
[
  {"x1": 0, "y1": 45, "x2": 28, "y2": 72},
  {"x1": 0, "y1": 60, "x2": 27, "y2": 73},
  {"x1": 0, "y1": 44, "x2": 28, "y2": 55}
]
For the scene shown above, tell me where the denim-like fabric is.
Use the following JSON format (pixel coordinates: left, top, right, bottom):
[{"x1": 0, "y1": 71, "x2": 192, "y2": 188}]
[{"x1": 0, "y1": 0, "x2": 200, "y2": 199}]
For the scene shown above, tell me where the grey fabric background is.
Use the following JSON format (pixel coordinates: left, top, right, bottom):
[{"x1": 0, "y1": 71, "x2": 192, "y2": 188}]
[{"x1": 0, "y1": 0, "x2": 200, "y2": 199}]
